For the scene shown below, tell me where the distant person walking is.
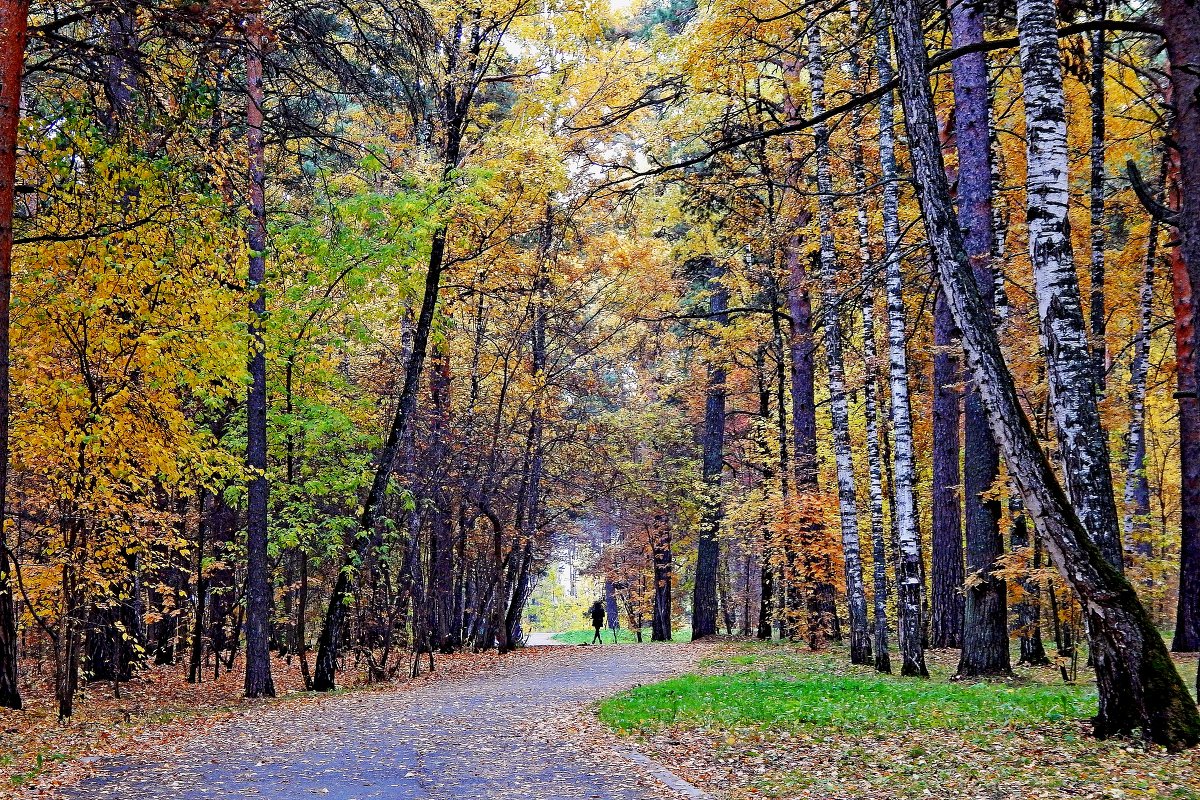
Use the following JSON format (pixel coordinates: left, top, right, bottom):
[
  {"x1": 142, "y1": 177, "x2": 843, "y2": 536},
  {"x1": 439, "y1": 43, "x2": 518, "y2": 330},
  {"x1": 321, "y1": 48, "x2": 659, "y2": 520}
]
[{"x1": 588, "y1": 599, "x2": 606, "y2": 644}]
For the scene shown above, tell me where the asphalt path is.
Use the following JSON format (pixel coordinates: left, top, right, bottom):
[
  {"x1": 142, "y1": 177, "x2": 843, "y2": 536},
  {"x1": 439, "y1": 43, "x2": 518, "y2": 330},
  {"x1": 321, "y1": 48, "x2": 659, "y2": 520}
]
[{"x1": 59, "y1": 644, "x2": 702, "y2": 800}]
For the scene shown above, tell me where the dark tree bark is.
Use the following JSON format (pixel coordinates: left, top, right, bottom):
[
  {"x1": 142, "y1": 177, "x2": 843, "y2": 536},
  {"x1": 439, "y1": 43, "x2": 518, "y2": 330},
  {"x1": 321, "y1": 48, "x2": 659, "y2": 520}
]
[
  {"x1": 930, "y1": 293, "x2": 963, "y2": 649},
  {"x1": 429, "y1": 344, "x2": 456, "y2": 652},
  {"x1": 1163, "y1": 0, "x2": 1200, "y2": 653},
  {"x1": 0, "y1": 0, "x2": 27, "y2": 711},
  {"x1": 102, "y1": 0, "x2": 138, "y2": 137},
  {"x1": 313, "y1": 56, "x2": 472, "y2": 690},
  {"x1": 1011, "y1": 498, "x2": 1050, "y2": 665},
  {"x1": 692, "y1": 258, "x2": 726, "y2": 641},
  {"x1": 243, "y1": 16, "x2": 275, "y2": 700},
  {"x1": 889, "y1": 0, "x2": 1200, "y2": 746},
  {"x1": 1122, "y1": 167, "x2": 1159, "y2": 555},
  {"x1": 949, "y1": 0, "x2": 1009, "y2": 677},
  {"x1": 651, "y1": 521, "x2": 673, "y2": 641}
]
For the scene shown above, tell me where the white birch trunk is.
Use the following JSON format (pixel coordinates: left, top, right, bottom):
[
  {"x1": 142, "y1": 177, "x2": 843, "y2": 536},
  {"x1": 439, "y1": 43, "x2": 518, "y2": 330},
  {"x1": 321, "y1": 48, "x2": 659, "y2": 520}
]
[
  {"x1": 1016, "y1": 0, "x2": 1124, "y2": 571},
  {"x1": 874, "y1": 0, "x2": 927, "y2": 676},
  {"x1": 809, "y1": 26, "x2": 871, "y2": 665}
]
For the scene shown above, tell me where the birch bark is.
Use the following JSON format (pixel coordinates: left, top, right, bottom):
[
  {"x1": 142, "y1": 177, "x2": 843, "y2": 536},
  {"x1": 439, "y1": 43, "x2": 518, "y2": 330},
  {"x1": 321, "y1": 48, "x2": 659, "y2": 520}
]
[
  {"x1": 849, "y1": 5, "x2": 887, "y2": 670},
  {"x1": 1016, "y1": 0, "x2": 1124, "y2": 572},
  {"x1": 810, "y1": 27, "x2": 870, "y2": 664},
  {"x1": 875, "y1": 0, "x2": 927, "y2": 676}
]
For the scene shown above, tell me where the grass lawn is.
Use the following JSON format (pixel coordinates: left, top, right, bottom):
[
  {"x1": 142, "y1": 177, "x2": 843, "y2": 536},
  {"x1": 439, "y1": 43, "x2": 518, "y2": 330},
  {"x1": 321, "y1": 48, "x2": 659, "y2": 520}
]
[
  {"x1": 599, "y1": 642, "x2": 1200, "y2": 799},
  {"x1": 549, "y1": 628, "x2": 689, "y2": 644}
]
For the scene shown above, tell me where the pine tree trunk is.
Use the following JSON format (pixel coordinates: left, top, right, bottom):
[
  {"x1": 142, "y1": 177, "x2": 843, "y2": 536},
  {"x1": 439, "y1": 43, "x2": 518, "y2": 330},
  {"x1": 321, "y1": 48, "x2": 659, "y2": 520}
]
[
  {"x1": 931, "y1": 293, "x2": 964, "y2": 649},
  {"x1": 809, "y1": 26, "x2": 870, "y2": 664},
  {"x1": 948, "y1": 0, "x2": 1009, "y2": 677},
  {"x1": 874, "y1": 1, "x2": 927, "y2": 676},
  {"x1": 889, "y1": 0, "x2": 1200, "y2": 746},
  {"x1": 1162, "y1": 0, "x2": 1200, "y2": 654},
  {"x1": 243, "y1": 16, "x2": 275, "y2": 700},
  {"x1": 692, "y1": 258, "x2": 726, "y2": 640},
  {"x1": 1016, "y1": 0, "x2": 1124, "y2": 573},
  {"x1": 0, "y1": 0, "x2": 27, "y2": 712}
]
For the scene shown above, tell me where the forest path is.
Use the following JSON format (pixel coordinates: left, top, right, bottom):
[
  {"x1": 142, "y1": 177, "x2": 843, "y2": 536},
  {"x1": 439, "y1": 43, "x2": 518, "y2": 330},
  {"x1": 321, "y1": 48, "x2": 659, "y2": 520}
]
[{"x1": 59, "y1": 643, "x2": 706, "y2": 800}]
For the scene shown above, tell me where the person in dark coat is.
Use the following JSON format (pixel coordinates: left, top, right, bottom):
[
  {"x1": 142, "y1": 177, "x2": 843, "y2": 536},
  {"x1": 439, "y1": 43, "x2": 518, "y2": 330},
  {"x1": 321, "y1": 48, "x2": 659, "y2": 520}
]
[{"x1": 589, "y1": 599, "x2": 606, "y2": 644}]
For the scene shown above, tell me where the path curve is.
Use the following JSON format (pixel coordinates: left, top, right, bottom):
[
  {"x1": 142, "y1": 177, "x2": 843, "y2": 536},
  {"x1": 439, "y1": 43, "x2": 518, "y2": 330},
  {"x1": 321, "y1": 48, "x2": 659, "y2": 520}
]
[{"x1": 59, "y1": 644, "x2": 703, "y2": 800}]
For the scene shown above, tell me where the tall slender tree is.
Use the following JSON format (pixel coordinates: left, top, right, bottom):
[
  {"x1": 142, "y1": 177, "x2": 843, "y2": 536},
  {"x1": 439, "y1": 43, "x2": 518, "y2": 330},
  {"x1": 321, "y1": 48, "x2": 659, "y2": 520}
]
[
  {"x1": 930, "y1": 293, "x2": 963, "y2": 649},
  {"x1": 1162, "y1": 0, "x2": 1200, "y2": 653},
  {"x1": 950, "y1": 0, "x2": 1009, "y2": 677},
  {"x1": 692, "y1": 257, "x2": 726, "y2": 640},
  {"x1": 0, "y1": 0, "x2": 27, "y2": 711},
  {"x1": 243, "y1": 13, "x2": 275, "y2": 699},
  {"x1": 1016, "y1": 0, "x2": 1124, "y2": 573},
  {"x1": 810, "y1": 25, "x2": 870, "y2": 664},
  {"x1": 875, "y1": 0, "x2": 927, "y2": 676}
]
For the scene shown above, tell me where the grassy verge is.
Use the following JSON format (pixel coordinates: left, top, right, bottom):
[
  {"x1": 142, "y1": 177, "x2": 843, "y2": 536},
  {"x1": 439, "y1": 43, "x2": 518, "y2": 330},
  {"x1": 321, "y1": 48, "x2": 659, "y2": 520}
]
[{"x1": 599, "y1": 642, "x2": 1200, "y2": 799}]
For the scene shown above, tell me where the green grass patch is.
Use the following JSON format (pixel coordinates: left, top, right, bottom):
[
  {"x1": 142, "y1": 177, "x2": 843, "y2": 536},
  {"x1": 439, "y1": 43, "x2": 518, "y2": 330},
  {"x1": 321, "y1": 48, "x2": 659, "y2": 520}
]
[{"x1": 600, "y1": 647, "x2": 1095, "y2": 733}]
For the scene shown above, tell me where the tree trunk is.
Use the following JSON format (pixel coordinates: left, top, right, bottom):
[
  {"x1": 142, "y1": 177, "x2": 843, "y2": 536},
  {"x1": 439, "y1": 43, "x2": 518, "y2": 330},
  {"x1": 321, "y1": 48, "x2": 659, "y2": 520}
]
[
  {"x1": 1011, "y1": 498, "x2": 1050, "y2": 665},
  {"x1": 889, "y1": 0, "x2": 1200, "y2": 746},
  {"x1": 809, "y1": 26, "x2": 869, "y2": 664},
  {"x1": 313, "y1": 126, "x2": 464, "y2": 691},
  {"x1": 1089, "y1": 0, "x2": 1108, "y2": 389},
  {"x1": 874, "y1": 0, "x2": 927, "y2": 676},
  {"x1": 1016, "y1": 0, "x2": 1124, "y2": 573},
  {"x1": 930, "y1": 292, "x2": 964, "y2": 649},
  {"x1": 429, "y1": 344, "x2": 456, "y2": 652},
  {"x1": 1162, "y1": 0, "x2": 1200, "y2": 653},
  {"x1": 652, "y1": 522, "x2": 672, "y2": 642},
  {"x1": 692, "y1": 258, "x2": 726, "y2": 641},
  {"x1": 948, "y1": 0, "x2": 1009, "y2": 677},
  {"x1": 1124, "y1": 199, "x2": 1158, "y2": 553},
  {"x1": 102, "y1": 0, "x2": 138, "y2": 137},
  {"x1": 0, "y1": 0, "x2": 27, "y2": 712},
  {"x1": 243, "y1": 16, "x2": 275, "y2": 700}
]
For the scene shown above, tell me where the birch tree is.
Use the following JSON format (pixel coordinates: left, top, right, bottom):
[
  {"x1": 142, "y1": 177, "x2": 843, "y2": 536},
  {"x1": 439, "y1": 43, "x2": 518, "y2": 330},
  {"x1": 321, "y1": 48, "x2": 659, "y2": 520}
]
[
  {"x1": 1016, "y1": 0, "x2": 1124, "y2": 573},
  {"x1": 810, "y1": 25, "x2": 870, "y2": 664},
  {"x1": 875, "y1": 0, "x2": 926, "y2": 676}
]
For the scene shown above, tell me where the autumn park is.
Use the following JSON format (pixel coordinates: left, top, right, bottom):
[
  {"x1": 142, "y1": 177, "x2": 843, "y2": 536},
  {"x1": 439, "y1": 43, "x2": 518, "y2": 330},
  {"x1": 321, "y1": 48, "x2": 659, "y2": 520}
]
[{"x1": 3, "y1": 0, "x2": 1200, "y2": 795}]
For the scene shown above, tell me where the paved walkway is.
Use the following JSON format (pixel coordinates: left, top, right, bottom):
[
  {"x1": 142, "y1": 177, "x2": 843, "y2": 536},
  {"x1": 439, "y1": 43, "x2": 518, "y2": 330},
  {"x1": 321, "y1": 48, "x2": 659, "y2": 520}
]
[{"x1": 60, "y1": 645, "x2": 701, "y2": 800}]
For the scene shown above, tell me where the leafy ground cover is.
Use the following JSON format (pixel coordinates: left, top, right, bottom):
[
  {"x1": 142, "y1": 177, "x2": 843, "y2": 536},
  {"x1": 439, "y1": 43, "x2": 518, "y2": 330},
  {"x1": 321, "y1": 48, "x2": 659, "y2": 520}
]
[
  {"x1": 600, "y1": 642, "x2": 1200, "y2": 799},
  {"x1": 551, "y1": 628, "x2": 689, "y2": 644}
]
